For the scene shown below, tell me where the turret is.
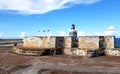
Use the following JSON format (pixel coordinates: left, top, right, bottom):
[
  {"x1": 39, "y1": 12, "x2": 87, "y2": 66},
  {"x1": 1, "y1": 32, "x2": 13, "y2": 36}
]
[{"x1": 69, "y1": 24, "x2": 77, "y2": 37}]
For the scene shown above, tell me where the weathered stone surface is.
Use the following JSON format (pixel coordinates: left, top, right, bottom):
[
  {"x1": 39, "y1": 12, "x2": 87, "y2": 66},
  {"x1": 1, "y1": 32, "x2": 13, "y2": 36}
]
[
  {"x1": 12, "y1": 47, "x2": 45, "y2": 56},
  {"x1": 105, "y1": 48, "x2": 120, "y2": 56},
  {"x1": 78, "y1": 36, "x2": 99, "y2": 50},
  {"x1": 23, "y1": 36, "x2": 56, "y2": 49},
  {"x1": 64, "y1": 37, "x2": 72, "y2": 48},
  {"x1": 104, "y1": 36, "x2": 115, "y2": 48},
  {"x1": 64, "y1": 48, "x2": 72, "y2": 55},
  {"x1": 76, "y1": 49, "x2": 87, "y2": 56},
  {"x1": 12, "y1": 36, "x2": 116, "y2": 56}
]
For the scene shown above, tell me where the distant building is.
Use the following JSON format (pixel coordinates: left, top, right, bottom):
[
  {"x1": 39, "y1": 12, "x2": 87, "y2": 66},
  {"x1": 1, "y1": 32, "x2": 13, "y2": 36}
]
[{"x1": 69, "y1": 24, "x2": 77, "y2": 37}]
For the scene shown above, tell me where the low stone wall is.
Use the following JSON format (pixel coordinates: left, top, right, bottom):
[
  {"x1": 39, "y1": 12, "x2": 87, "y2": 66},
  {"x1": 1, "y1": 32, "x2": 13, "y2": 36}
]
[
  {"x1": 76, "y1": 49, "x2": 87, "y2": 56},
  {"x1": 11, "y1": 47, "x2": 44, "y2": 56},
  {"x1": 63, "y1": 48, "x2": 87, "y2": 56},
  {"x1": 75, "y1": 48, "x2": 120, "y2": 57},
  {"x1": 64, "y1": 48, "x2": 72, "y2": 55},
  {"x1": 23, "y1": 36, "x2": 56, "y2": 49},
  {"x1": 105, "y1": 48, "x2": 120, "y2": 56}
]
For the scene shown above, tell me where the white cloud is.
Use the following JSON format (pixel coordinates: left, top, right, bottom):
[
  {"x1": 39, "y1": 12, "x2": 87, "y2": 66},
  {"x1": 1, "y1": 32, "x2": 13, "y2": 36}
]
[
  {"x1": 78, "y1": 31, "x2": 85, "y2": 36},
  {"x1": 58, "y1": 31, "x2": 66, "y2": 36},
  {"x1": 0, "y1": 33, "x2": 2, "y2": 36},
  {"x1": 0, "y1": 33, "x2": 7, "y2": 38},
  {"x1": 93, "y1": 26, "x2": 115, "y2": 36},
  {"x1": 115, "y1": 32, "x2": 120, "y2": 38},
  {"x1": 19, "y1": 32, "x2": 25, "y2": 38},
  {"x1": 104, "y1": 26, "x2": 115, "y2": 36},
  {"x1": 93, "y1": 25, "x2": 120, "y2": 37},
  {"x1": 107, "y1": 26, "x2": 114, "y2": 30},
  {"x1": 0, "y1": 0, "x2": 102, "y2": 15},
  {"x1": 95, "y1": 32, "x2": 100, "y2": 36}
]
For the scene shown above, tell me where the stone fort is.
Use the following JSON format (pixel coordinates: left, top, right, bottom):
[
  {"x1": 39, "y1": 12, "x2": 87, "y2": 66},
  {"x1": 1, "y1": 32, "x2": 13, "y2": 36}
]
[{"x1": 12, "y1": 24, "x2": 120, "y2": 57}]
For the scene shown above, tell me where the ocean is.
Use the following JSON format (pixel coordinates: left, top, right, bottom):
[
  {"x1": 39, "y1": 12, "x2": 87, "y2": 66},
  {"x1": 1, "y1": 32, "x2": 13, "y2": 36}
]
[{"x1": 116, "y1": 38, "x2": 120, "y2": 46}]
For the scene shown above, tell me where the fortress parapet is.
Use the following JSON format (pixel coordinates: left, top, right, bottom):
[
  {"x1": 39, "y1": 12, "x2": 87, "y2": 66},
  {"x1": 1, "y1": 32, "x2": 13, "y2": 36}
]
[{"x1": 12, "y1": 36, "x2": 115, "y2": 57}]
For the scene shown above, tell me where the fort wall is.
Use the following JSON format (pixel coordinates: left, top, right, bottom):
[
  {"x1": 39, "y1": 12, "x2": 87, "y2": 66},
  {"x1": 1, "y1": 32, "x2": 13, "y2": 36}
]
[{"x1": 12, "y1": 36, "x2": 118, "y2": 56}]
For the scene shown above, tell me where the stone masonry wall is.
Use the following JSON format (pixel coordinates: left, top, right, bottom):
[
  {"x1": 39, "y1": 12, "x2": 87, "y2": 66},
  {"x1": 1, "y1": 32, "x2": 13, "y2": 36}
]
[
  {"x1": 105, "y1": 48, "x2": 120, "y2": 56},
  {"x1": 104, "y1": 36, "x2": 115, "y2": 48},
  {"x1": 78, "y1": 36, "x2": 99, "y2": 50},
  {"x1": 63, "y1": 37, "x2": 72, "y2": 54},
  {"x1": 22, "y1": 36, "x2": 116, "y2": 56},
  {"x1": 23, "y1": 36, "x2": 56, "y2": 49}
]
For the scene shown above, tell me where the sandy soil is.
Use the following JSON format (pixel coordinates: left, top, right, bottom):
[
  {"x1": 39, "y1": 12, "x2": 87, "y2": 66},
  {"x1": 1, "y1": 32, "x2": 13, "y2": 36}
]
[{"x1": 0, "y1": 46, "x2": 120, "y2": 74}]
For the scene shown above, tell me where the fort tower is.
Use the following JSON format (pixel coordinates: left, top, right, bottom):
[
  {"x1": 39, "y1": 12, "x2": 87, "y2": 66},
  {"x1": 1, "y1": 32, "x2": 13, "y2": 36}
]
[{"x1": 69, "y1": 24, "x2": 77, "y2": 37}]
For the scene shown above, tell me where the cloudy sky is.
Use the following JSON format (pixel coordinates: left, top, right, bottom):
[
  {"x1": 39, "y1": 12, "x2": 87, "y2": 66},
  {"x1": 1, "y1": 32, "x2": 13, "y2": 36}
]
[{"x1": 0, "y1": 0, "x2": 120, "y2": 38}]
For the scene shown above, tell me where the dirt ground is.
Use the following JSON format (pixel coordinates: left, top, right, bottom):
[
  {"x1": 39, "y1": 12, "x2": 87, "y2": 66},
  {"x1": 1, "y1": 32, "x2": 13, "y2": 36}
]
[{"x1": 0, "y1": 46, "x2": 120, "y2": 74}]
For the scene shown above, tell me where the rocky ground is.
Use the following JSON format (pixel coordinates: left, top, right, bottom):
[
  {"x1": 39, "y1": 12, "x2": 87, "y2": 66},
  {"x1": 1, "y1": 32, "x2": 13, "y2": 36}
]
[{"x1": 0, "y1": 46, "x2": 120, "y2": 74}]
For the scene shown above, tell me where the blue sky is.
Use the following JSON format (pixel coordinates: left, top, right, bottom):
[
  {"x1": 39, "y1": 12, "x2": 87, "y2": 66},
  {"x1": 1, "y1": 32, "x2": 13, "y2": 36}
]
[{"x1": 0, "y1": 0, "x2": 120, "y2": 38}]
